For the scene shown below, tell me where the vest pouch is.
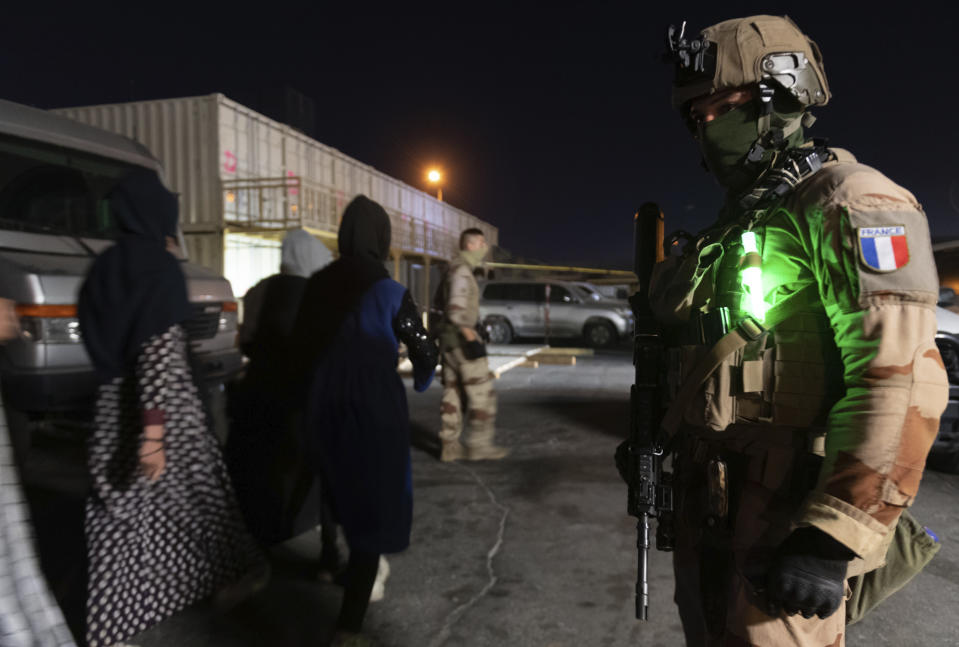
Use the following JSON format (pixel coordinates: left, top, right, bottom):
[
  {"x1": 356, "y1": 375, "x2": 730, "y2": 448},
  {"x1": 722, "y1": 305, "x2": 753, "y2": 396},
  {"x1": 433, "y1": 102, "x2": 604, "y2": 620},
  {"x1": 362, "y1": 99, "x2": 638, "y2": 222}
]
[
  {"x1": 845, "y1": 510, "x2": 941, "y2": 625},
  {"x1": 678, "y1": 344, "x2": 740, "y2": 432},
  {"x1": 733, "y1": 343, "x2": 776, "y2": 423},
  {"x1": 649, "y1": 243, "x2": 722, "y2": 325},
  {"x1": 766, "y1": 310, "x2": 839, "y2": 427}
]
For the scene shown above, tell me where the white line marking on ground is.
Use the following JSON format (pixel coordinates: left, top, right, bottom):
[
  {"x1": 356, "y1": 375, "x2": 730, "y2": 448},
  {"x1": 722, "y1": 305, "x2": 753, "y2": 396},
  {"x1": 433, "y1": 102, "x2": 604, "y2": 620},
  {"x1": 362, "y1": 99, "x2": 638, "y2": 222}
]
[{"x1": 428, "y1": 463, "x2": 510, "y2": 647}]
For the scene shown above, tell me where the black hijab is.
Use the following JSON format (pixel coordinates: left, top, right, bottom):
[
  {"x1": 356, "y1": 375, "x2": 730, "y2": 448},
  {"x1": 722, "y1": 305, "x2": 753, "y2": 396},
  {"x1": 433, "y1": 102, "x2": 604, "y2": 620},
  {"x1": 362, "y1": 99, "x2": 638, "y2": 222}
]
[
  {"x1": 290, "y1": 195, "x2": 391, "y2": 385},
  {"x1": 336, "y1": 194, "x2": 392, "y2": 263},
  {"x1": 79, "y1": 169, "x2": 191, "y2": 380}
]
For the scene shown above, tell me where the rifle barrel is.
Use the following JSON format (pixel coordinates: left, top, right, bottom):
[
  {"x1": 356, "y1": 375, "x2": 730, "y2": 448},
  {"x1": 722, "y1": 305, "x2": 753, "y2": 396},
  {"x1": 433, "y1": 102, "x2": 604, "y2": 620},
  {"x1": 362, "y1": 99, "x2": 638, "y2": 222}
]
[{"x1": 637, "y1": 513, "x2": 650, "y2": 621}]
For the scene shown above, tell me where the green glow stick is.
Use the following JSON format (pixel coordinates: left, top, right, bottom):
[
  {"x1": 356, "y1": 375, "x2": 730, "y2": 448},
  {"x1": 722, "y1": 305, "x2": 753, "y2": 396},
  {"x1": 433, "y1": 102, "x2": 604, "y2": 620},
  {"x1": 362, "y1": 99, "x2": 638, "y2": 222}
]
[{"x1": 740, "y1": 231, "x2": 767, "y2": 321}]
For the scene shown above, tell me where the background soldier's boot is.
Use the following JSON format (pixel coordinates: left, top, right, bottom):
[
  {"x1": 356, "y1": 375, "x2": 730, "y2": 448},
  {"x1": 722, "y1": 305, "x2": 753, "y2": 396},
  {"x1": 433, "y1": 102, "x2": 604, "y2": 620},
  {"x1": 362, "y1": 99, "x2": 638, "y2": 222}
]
[
  {"x1": 440, "y1": 442, "x2": 466, "y2": 462},
  {"x1": 467, "y1": 444, "x2": 510, "y2": 461}
]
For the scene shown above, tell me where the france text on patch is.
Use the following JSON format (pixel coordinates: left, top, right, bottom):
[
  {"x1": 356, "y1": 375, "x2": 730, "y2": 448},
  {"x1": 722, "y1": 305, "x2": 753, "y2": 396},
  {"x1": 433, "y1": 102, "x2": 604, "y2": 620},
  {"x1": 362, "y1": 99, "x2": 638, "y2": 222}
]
[{"x1": 858, "y1": 225, "x2": 909, "y2": 272}]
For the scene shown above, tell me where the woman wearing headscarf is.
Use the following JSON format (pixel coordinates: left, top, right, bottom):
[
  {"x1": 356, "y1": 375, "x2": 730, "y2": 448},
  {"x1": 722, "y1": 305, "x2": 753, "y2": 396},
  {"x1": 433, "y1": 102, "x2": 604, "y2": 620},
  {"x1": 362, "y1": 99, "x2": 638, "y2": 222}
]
[
  {"x1": 227, "y1": 229, "x2": 338, "y2": 555},
  {"x1": 78, "y1": 169, "x2": 267, "y2": 647},
  {"x1": 291, "y1": 195, "x2": 436, "y2": 645}
]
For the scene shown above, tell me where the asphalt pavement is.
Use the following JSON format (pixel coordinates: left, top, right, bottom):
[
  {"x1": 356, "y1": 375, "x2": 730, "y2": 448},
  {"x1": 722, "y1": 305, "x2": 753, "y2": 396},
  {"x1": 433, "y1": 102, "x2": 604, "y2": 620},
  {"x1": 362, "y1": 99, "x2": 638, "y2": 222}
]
[{"x1": 35, "y1": 346, "x2": 959, "y2": 646}]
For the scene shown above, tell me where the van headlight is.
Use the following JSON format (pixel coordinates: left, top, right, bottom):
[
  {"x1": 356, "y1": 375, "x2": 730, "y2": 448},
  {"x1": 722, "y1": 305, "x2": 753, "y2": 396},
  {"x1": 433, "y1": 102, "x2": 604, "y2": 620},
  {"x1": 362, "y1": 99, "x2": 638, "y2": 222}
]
[
  {"x1": 20, "y1": 317, "x2": 82, "y2": 344},
  {"x1": 218, "y1": 310, "x2": 238, "y2": 333}
]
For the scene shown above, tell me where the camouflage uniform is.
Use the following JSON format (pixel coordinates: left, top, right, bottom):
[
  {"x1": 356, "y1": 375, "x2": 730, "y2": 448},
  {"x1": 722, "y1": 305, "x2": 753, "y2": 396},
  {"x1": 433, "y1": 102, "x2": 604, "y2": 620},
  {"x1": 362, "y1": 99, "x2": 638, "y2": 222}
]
[
  {"x1": 439, "y1": 257, "x2": 499, "y2": 456},
  {"x1": 654, "y1": 15, "x2": 949, "y2": 647}
]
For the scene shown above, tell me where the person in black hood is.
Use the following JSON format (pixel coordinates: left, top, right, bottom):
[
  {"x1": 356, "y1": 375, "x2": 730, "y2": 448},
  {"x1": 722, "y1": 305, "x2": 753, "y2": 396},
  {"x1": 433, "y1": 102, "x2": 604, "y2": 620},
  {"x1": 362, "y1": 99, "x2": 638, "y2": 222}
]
[
  {"x1": 291, "y1": 195, "x2": 437, "y2": 645},
  {"x1": 78, "y1": 169, "x2": 267, "y2": 647},
  {"x1": 79, "y1": 169, "x2": 190, "y2": 381}
]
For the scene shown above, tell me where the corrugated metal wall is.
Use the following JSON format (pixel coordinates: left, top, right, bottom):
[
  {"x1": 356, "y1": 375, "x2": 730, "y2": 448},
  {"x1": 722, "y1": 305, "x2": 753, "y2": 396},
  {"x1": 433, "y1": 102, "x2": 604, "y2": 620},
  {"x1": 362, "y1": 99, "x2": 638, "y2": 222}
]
[
  {"x1": 53, "y1": 97, "x2": 222, "y2": 233},
  {"x1": 182, "y1": 232, "x2": 225, "y2": 277},
  {"x1": 52, "y1": 94, "x2": 499, "y2": 287},
  {"x1": 216, "y1": 95, "x2": 498, "y2": 261}
]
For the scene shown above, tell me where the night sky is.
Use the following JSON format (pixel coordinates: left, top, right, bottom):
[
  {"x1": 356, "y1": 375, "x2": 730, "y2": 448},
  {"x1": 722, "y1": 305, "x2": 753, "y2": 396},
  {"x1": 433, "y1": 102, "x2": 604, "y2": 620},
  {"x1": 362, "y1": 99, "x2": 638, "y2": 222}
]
[{"x1": 4, "y1": 2, "x2": 958, "y2": 268}]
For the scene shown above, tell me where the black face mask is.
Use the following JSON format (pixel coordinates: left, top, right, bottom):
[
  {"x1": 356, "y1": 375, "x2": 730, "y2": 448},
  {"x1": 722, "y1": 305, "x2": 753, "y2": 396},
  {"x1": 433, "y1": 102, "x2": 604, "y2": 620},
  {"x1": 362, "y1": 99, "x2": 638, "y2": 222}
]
[
  {"x1": 696, "y1": 101, "x2": 770, "y2": 193},
  {"x1": 696, "y1": 100, "x2": 807, "y2": 194}
]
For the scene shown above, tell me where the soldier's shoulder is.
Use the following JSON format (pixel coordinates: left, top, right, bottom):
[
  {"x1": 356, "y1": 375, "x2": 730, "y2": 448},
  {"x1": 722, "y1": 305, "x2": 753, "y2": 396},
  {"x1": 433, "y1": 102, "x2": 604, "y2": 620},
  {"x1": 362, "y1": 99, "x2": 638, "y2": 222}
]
[
  {"x1": 795, "y1": 151, "x2": 920, "y2": 213},
  {"x1": 450, "y1": 262, "x2": 474, "y2": 278},
  {"x1": 448, "y1": 262, "x2": 477, "y2": 288}
]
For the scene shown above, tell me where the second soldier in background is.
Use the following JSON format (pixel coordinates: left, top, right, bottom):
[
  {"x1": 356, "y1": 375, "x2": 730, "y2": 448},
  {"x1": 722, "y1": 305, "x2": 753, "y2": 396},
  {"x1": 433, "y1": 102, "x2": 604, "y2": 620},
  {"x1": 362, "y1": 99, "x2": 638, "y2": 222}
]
[{"x1": 436, "y1": 228, "x2": 509, "y2": 462}]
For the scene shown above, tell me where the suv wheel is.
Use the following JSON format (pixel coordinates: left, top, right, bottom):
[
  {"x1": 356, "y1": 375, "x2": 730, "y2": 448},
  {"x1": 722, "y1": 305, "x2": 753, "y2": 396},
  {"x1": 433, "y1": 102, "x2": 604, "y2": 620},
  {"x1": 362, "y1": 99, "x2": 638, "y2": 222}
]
[
  {"x1": 584, "y1": 320, "x2": 616, "y2": 348},
  {"x1": 485, "y1": 317, "x2": 513, "y2": 345}
]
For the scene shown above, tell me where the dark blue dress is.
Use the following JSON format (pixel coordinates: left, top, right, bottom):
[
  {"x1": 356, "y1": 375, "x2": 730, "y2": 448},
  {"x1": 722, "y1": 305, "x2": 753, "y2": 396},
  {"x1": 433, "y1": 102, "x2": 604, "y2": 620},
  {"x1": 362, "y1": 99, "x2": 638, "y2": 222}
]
[{"x1": 304, "y1": 278, "x2": 435, "y2": 554}]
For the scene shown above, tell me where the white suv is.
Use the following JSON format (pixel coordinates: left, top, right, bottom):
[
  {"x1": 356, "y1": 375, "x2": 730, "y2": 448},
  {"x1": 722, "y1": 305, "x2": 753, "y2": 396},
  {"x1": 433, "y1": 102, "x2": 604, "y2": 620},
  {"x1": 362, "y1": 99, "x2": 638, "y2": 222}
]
[{"x1": 479, "y1": 280, "x2": 634, "y2": 347}]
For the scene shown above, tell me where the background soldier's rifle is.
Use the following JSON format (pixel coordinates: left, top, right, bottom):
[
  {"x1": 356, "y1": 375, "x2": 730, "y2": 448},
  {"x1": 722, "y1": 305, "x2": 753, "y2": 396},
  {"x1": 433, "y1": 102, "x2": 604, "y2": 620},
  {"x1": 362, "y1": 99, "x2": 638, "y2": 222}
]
[{"x1": 623, "y1": 202, "x2": 675, "y2": 621}]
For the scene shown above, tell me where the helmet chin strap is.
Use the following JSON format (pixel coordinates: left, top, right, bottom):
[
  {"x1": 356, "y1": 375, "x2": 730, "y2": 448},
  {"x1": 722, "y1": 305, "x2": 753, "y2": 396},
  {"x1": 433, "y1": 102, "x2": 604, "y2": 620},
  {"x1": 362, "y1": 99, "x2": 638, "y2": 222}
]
[{"x1": 745, "y1": 81, "x2": 804, "y2": 164}]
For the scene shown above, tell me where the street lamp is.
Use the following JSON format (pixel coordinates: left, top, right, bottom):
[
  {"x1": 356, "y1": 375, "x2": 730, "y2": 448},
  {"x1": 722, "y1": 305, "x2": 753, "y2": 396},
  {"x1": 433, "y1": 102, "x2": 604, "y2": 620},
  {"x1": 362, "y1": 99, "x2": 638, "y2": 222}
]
[{"x1": 427, "y1": 169, "x2": 443, "y2": 201}]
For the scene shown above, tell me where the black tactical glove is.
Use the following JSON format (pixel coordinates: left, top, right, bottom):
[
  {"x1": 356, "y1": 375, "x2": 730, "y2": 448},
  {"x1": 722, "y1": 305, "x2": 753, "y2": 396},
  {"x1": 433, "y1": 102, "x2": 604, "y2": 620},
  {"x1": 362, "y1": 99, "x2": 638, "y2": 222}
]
[{"x1": 764, "y1": 526, "x2": 856, "y2": 620}]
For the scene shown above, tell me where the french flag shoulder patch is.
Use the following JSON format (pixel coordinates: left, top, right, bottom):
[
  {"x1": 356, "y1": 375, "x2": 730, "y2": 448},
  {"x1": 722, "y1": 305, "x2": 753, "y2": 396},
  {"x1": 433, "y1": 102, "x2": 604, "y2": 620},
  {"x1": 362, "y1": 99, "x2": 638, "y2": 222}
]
[{"x1": 858, "y1": 226, "x2": 909, "y2": 272}]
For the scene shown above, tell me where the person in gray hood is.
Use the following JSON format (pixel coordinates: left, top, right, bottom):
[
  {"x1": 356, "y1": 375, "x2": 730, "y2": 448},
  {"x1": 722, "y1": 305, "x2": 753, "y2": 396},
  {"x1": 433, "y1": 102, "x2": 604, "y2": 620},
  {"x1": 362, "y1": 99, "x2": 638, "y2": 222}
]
[
  {"x1": 226, "y1": 229, "x2": 338, "y2": 562},
  {"x1": 239, "y1": 228, "x2": 334, "y2": 352}
]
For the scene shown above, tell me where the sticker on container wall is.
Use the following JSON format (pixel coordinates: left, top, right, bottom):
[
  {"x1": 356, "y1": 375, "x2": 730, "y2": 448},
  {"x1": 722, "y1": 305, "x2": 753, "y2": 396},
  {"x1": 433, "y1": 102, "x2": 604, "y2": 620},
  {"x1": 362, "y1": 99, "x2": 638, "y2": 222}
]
[
  {"x1": 223, "y1": 151, "x2": 237, "y2": 173},
  {"x1": 287, "y1": 171, "x2": 299, "y2": 196}
]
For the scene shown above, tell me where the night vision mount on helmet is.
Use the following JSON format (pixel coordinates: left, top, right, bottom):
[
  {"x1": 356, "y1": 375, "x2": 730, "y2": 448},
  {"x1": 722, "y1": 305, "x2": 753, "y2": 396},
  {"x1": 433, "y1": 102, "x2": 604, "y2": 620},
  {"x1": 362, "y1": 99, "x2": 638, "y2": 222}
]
[
  {"x1": 665, "y1": 16, "x2": 832, "y2": 188},
  {"x1": 666, "y1": 16, "x2": 830, "y2": 112}
]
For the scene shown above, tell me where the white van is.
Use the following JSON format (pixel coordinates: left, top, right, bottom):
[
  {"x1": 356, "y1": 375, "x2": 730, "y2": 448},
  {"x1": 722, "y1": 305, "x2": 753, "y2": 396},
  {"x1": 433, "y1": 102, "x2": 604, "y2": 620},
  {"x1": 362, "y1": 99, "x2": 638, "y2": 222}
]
[{"x1": 0, "y1": 98, "x2": 241, "y2": 488}]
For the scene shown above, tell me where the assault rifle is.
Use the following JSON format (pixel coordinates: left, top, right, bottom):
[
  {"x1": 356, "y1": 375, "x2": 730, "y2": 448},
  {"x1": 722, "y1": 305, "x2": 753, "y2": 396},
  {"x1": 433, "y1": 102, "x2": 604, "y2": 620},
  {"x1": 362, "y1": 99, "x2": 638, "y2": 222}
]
[{"x1": 623, "y1": 202, "x2": 675, "y2": 621}]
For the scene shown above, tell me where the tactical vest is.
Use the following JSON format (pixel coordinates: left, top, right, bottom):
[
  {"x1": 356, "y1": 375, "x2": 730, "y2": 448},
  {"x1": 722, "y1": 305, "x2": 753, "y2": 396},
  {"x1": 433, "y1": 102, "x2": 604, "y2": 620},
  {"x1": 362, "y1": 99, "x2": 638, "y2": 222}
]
[{"x1": 653, "y1": 145, "x2": 848, "y2": 438}]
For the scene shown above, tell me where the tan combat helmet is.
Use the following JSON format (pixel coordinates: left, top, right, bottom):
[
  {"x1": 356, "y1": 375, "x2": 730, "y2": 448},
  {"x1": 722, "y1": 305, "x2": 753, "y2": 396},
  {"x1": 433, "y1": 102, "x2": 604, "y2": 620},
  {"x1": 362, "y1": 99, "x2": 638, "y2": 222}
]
[{"x1": 668, "y1": 15, "x2": 831, "y2": 114}]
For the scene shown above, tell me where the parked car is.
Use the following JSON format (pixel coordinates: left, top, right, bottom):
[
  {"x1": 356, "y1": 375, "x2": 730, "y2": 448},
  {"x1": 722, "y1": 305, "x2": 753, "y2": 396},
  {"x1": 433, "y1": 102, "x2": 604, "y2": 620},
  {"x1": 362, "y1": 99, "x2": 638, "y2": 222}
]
[
  {"x1": 0, "y1": 98, "x2": 242, "y2": 488},
  {"x1": 479, "y1": 280, "x2": 634, "y2": 347},
  {"x1": 573, "y1": 281, "x2": 630, "y2": 303},
  {"x1": 930, "y1": 294, "x2": 959, "y2": 473}
]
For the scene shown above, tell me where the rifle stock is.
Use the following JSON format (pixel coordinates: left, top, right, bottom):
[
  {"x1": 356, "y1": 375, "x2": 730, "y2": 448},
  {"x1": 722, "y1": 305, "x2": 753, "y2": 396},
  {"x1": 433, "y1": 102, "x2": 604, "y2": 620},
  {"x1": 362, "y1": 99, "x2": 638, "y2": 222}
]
[{"x1": 626, "y1": 202, "x2": 674, "y2": 621}]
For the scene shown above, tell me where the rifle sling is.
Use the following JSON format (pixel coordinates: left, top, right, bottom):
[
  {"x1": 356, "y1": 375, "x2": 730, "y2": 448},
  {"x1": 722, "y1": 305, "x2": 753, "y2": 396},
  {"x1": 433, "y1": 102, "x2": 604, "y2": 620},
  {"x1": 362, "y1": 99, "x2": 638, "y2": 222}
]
[{"x1": 660, "y1": 283, "x2": 819, "y2": 438}]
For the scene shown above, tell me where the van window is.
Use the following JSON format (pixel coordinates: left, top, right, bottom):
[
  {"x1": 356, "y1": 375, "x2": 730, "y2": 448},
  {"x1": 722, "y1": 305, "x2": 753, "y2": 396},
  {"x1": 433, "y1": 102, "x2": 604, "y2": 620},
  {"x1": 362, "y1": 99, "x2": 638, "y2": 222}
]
[{"x1": 0, "y1": 135, "x2": 139, "y2": 239}]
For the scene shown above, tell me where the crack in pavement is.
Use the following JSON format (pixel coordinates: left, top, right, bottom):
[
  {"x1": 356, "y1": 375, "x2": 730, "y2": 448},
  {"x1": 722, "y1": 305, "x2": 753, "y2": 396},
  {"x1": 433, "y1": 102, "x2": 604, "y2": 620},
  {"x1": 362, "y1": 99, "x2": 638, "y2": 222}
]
[{"x1": 428, "y1": 463, "x2": 510, "y2": 647}]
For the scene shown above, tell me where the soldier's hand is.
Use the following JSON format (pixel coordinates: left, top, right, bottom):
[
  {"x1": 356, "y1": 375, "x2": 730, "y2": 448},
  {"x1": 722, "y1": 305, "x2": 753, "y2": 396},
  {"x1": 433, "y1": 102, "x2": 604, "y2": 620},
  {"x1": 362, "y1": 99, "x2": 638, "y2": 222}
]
[
  {"x1": 461, "y1": 327, "x2": 478, "y2": 342},
  {"x1": 764, "y1": 527, "x2": 854, "y2": 619}
]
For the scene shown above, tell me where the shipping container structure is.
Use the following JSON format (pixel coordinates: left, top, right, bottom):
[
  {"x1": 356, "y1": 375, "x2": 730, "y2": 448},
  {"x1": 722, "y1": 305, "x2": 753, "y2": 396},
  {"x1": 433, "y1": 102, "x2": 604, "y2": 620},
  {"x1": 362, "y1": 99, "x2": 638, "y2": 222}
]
[{"x1": 52, "y1": 94, "x2": 498, "y2": 309}]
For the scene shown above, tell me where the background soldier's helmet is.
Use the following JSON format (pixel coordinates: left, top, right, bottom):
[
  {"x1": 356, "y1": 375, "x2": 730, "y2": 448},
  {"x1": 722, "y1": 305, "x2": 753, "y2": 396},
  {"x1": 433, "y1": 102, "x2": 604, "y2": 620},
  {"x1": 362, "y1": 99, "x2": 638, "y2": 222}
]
[{"x1": 668, "y1": 15, "x2": 831, "y2": 113}]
